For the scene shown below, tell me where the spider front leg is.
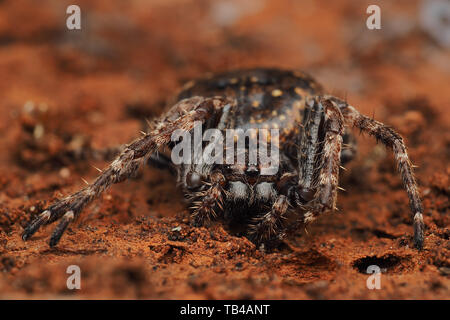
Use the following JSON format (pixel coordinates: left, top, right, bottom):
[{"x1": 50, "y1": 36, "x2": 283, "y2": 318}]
[
  {"x1": 248, "y1": 195, "x2": 289, "y2": 246},
  {"x1": 297, "y1": 98, "x2": 344, "y2": 223},
  {"x1": 190, "y1": 171, "x2": 226, "y2": 226},
  {"x1": 22, "y1": 96, "x2": 234, "y2": 247},
  {"x1": 335, "y1": 101, "x2": 424, "y2": 249},
  {"x1": 185, "y1": 101, "x2": 236, "y2": 226}
]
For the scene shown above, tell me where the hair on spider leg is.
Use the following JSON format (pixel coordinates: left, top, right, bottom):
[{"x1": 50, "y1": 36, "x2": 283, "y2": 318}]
[
  {"x1": 91, "y1": 164, "x2": 103, "y2": 173},
  {"x1": 341, "y1": 144, "x2": 353, "y2": 149},
  {"x1": 304, "y1": 226, "x2": 310, "y2": 235}
]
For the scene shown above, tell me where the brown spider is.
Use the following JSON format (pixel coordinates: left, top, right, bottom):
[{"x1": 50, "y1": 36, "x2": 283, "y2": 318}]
[{"x1": 22, "y1": 68, "x2": 424, "y2": 250}]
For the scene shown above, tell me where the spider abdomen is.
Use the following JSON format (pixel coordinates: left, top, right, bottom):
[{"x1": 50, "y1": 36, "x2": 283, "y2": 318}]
[{"x1": 177, "y1": 68, "x2": 323, "y2": 138}]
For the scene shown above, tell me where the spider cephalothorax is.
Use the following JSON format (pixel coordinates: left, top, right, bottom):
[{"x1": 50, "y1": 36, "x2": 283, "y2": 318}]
[{"x1": 22, "y1": 68, "x2": 424, "y2": 250}]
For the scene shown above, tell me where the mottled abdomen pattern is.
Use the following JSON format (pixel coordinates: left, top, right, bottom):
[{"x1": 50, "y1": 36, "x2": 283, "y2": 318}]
[{"x1": 178, "y1": 68, "x2": 323, "y2": 137}]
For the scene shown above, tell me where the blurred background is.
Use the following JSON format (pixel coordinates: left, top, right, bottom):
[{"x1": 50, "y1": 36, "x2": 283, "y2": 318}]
[{"x1": 0, "y1": 0, "x2": 448, "y2": 299}]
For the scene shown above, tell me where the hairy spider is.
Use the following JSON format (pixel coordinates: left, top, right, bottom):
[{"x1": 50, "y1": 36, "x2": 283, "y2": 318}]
[{"x1": 22, "y1": 68, "x2": 424, "y2": 250}]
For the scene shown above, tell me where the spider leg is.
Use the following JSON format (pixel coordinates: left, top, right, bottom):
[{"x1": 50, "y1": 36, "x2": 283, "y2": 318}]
[
  {"x1": 81, "y1": 145, "x2": 124, "y2": 162},
  {"x1": 334, "y1": 100, "x2": 424, "y2": 249},
  {"x1": 81, "y1": 143, "x2": 176, "y2": 174},
  {"x1": 248, "y1": 195, "x2": 289, "y2": 246},
  {"x1": 299, "y1": 98, "x2": 345, "y2": 223},
  {"x1": 190, "y1": 171, "x2": 226, "y2": 226},
  {"x1": 186, "y1": 100, "x2": 236, "y2": 225},
  {"x1": 22, "y1": 96, "x2": 234, "y2": 247}
]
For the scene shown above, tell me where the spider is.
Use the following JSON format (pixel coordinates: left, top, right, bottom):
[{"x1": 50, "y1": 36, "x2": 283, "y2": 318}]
[{"x1": 21, "y1": 68, "x2": 424, "y2": 250}]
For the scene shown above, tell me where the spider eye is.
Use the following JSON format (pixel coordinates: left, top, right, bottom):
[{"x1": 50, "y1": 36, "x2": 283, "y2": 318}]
[
  {"x1": 186, "y1": 172, "x2": 202, "y2": 189},
  {"x1": 299, "y1": 187, "x2": 315, "y2": 202}
]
